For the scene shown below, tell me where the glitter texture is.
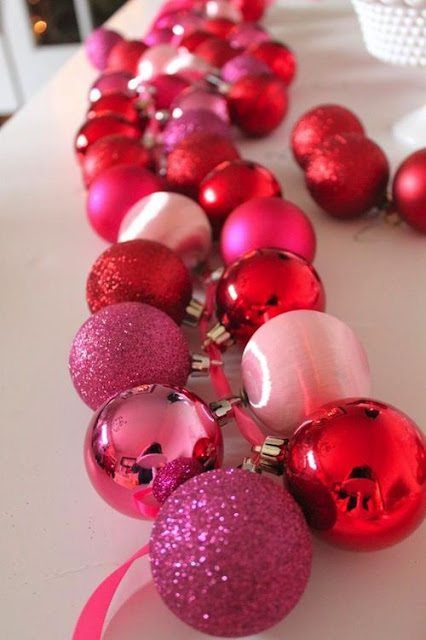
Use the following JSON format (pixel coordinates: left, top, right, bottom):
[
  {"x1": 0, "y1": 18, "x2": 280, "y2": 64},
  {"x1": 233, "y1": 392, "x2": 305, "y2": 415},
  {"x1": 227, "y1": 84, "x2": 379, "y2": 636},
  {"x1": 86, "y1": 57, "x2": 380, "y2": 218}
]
[
  {"x1": 150, "y1": 468, "x2": 312, "y2": 637},
  {"x1": 152, "y1": 457, "x2": 204, "y2": 504},
  {"x1": 162, "y1": 109, "x2": 232, "y2": 151},
  {"x1": 69, "y1": 302, "x2": 191, "y2": 409},
  {"x1": 86, "y1": 239, "x2": 193, "y2": 322}
]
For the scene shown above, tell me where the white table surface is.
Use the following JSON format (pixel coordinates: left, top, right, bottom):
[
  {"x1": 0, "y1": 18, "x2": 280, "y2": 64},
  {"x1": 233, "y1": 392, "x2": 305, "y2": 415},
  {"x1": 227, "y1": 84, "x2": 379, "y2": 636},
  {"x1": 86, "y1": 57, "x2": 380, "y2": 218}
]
[{"x1": 1, "y1": 1, "x2": 425, "y2": 638}]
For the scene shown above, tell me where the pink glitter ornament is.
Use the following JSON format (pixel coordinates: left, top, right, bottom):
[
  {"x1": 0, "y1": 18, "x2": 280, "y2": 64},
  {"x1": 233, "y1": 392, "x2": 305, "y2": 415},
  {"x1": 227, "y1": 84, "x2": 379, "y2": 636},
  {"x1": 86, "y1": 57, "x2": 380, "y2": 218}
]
[
  {"x1": 220, "y1": 196, "x2": 316, "y2": 265},
  {"x1": 227, "y1": 22, "x2": 270, "y2": 49},
  {"x1": 85, "y1": 28, "x2": 123, "y2": 71},
  {"x1": 152, "y1": 457, "x2": 204, "y2": 504},
  {"x1": 162, "y1": 108, "x2": 232, "y2": 151},
  {"x1": 221, "y1": 53, "x2": 271, "y2": 83},
  {"x1": 85, "y1": 386, "x2": 222, "y2": 517},
  {"x1": 86, "y1": 164, "x2": 164, "y2": 242},
  {"x1": 150, "y1": 468, "x2": 312, "y2": 636},
  {"x1": 172, "y1": 87, "x2": 230, "y2": 122},
  {"x1": 69, "y1": 302, "x2": 191, "y2": 410}
]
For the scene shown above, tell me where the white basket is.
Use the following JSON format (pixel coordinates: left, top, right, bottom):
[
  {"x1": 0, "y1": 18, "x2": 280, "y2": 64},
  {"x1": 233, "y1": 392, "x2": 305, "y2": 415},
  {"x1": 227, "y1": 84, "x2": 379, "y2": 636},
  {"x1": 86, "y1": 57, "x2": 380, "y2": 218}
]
[{"x1": 352, "y1": 0, "x2": 426, "y2": 66}]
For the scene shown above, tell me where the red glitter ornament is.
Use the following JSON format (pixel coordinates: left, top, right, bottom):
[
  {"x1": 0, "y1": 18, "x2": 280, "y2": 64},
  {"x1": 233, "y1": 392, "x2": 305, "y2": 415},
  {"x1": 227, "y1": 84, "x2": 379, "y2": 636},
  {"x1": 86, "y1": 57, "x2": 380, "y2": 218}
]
[
  {"x1": 82, "y1": 135, "x2": 152, "y2": 187},
  {"x1": 249, "y1": 40, "x2": 297, "y2": 86},
  {"x1": 227, "y1": 73, "x2": 288, "y2": 136},
  {"x1": 74, "y1": 115, "x2": 141, "y2": 162},
  {"x1": 86, "y1": 239, "x2": 193, "y2": 323},
  {"x1": 215, "y1": 248, "x2": 325, "y2": 343},
  {"x1": 107, "y1": 39, "x2": 148, "y2": 74},
  {"x1": 232, "y1": 0, "x2": 267, "y2": 21},
  {"x1": 292, "y1": 104, "x2": 365, "y2": 168},
  {"x1": 392, "y1": 148, "x2": 426, "y2": 233},
  {"x1": 86, "y1": 93, "x2": 142, "y2": 125},
  {"x1": 286, "y1": 397, "x2": 426, "y2": 550},
  {"x1": 194, "y1": 36, "x2": 240, "y2": 67},
  {"x1": 305, "y1": 133, "x2": 389, "y2": 219},
  {"x1": 203, "y1": 18, "x2": 236, "y2": 39},
  {"x1": 166, "y1": 132, "x2": 240, "y2": 198},
  {"x1": 199, "y1": 159, "x2": 282, "y2": 231},
  {"x1": 179, "y1": 29, "x2": 212, "y2": 52}
]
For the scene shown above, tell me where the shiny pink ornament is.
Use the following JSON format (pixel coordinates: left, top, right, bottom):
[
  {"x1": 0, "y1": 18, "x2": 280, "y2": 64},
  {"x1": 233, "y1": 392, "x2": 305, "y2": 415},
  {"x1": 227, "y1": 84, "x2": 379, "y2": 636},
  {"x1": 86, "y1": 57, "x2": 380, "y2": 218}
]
[
  {"x1": 85, "y1": 384, "x2": 222, "y2": 517},
  {"x1": 118, "y1": 192, "x2": 212, "y2": 268},
  {"x1": 162, "y1": 50, "x2": 213, "y2": 81},
  {"x1": 172, "y1": 87, "x2": 230, "y2": 122},
  {"x1": 137, "y1": 44, "x2": 178, "y2": 81},
  {"x1": 85, "y1": 28, "x2": 123, "y2": 71},
  {"x1": 203, "y1": 0, "x2": 242, "y2": 21},
  {"x1": 150, "y1": 468, "x2": 312, "y2": 636},
  {"x1": 86, "y1": 164, "x2": 164, "y2": 242},
  {"x1": 220, "y1": 196, "x2": 316, "y2": 265},
  {"x1": 144, "y1": 28, "x2": 174, "y2": 46},
  {"x1": 140, "y1": 74, "x2": 190, "y2": 111},
  {"x1": 162, "y1": 108, "x2": 232, "y2": 151},
  {"x1": 89, "y1": 71, "x2": 135, "y2": 102},
  {"x1": 69, "y1": 302, "x2": 191, "y2": 410},
  {"x1": 227, "y1": 22, "x2": 270, "y2": 49},
  {"x1": 154, "y1": 10, "x2": 203, "y2": 35},
  {"x1": 242, "y1": 310, "x2": 371, "y2": 436},
  {"x1": 221, "y1": 53, "x2": 271, "y2": 83}
]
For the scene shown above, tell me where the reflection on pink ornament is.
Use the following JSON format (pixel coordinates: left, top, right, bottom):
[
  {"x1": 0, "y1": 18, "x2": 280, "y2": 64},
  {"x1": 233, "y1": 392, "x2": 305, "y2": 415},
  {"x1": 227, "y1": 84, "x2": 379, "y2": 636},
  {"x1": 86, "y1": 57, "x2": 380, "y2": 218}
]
[
  {"x1": 85, "y1": 28, "x2": 123, "y2": 70},
  {"x1": 85, "y1": 384, "x2": 223, "y2": 517},
  {"x1": 203, "y1": 0, "x2": 242, "y2": 21},
  {"x1": 162, "y1": 108, "x2": 232, "y2": 151},
  {"x1": 220, "y1": 196, "x2": 316, "y2": 265},
  {"x1": 172, "y1": 87, "x2": 230, "y2": 122},
  {"x1": 119, "y1": 192, "x2": 212, "y2": 267},
  {"x1": 242, "y1": 310, "x2": 371, "y2": 436},
  {"x1": 227, "y1": 22, "x2": 270, "y2": 49}
]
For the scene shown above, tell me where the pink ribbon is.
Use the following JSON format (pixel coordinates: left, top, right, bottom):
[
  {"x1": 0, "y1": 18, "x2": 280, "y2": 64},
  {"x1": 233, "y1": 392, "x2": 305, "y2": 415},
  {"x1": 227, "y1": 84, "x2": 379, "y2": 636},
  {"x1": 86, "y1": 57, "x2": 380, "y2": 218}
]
[{"x1": 72, "y1": 544, "x2": 150, "y2": 640}]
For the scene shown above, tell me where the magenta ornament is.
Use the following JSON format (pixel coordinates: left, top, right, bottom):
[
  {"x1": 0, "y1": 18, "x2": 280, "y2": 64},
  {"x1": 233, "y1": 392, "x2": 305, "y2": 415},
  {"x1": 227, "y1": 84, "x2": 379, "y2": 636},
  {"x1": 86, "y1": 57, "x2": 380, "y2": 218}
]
[
  {"x1": 162, "y1": 108, "x2": 232, "y2": 151},
  {"x1": 89, "y1": 71, "x2": 135, "y2": 102},
  {"x1": 150, "y1": 468, "x2": 312, "y2": 636},
  {"x1": 220, "y1": 196, "x2": 316, "y2": 266},
  {"x1": 85, "y1": 28, "x2": 123, "y2": 71},
  {"x1": 152, "y1": 457, "x2": 204, "y2": 504},
  {"x1": 144, "y1": 28, "x2": 175, "y2": 46},
  {"x1": 69, "y1": 302, "x2": 191, "y2": 410},
  {"x1": 221, "y1": 53, "x2": 271, "y2": 83},
  {"x1": 172, "y1": 87, "x2": 230, "y2": 122},
  {"x1": 227, "y1": 22, "x2": 270, "y2": 49},
  {"x1": 85, "y1": 385, "x2": 222, "y2": 517}
]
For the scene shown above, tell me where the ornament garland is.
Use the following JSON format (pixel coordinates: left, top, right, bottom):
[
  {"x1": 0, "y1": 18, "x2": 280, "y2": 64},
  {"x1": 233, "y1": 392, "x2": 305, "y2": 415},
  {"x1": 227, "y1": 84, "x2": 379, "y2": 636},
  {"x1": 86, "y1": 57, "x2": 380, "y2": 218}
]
[{"x1": 70, "y1": 1, "x2": 426, "y2": 639}]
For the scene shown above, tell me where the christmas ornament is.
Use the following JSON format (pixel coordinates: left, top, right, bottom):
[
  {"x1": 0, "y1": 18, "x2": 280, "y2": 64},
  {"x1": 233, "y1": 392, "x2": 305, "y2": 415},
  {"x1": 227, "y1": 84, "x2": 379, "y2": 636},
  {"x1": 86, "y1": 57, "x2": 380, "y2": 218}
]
[
  {"x1": 118, "y1": 192, "x2": 212, "y2": 268},
  {"x1": 86, "y1": 239, "x2": 193, "y2": 321},
  {"x1": 89, "y1": 71, "x2": 135, "y2": 102},
  {"x1": 74, "y1": 116, "x2": 141, "y2": 162},
  {"x1": 172, "y1": 86, "x2": 230, "y2": 122},
  {"x1": 166, "y1": 132, "x2": 240, "y2": 198},
  {"x1": 203, "y1": 17, "x2": 236, "y2": 39},
  {"x1": 207, "y1": 248, "x2": 325, "y2": 346},
  {"x1": 199, "y1": 161, "x2": 282, "y2": 232},
  {"x1": 154, "y1": 9, "x2": 203, "y2": 35},
  {"x1": 305, "y1": 133, "x2": 389, "y2": 219},
  {"x1": 161, "y1": 49, "x2": 213, "y2": 81},
  {"x1": 194, "y1": 36, "x2": 240, "y2": 67},
  {"x1": 286, "y1": 397, "x2": 426, "y2": 550},
  {"x1": 86, "y1": 165, "x2": 164, "y2": 242},
  {"x1": 162, "y1": 108, "x2": 232, "y2": 151},
  {"x1": 144, "y1": 73, "x2": 190, "y2": 110},
  {"x1": 107, "y1": 39, "x2": 148, "y2": 75},
  {"x1": 86, "y1": 93, "x2": 141, "y2": 125},
  {"x1": 137, "y1": 43, "x2": 178, "y2": 81},
  {"x1": 241, "y1": 310, "x2": 371, "y2": 436},
  {"x1": 233, "y1": 0, "x2": 268, "y2": 22},
  {"x1": 85, "y1": 28, "x2": 123, "y2": 71},
  {"x1": 203, "y1": 0, "x2": 242, "y2": 21},
  {"x1": 69, "y1": 302, "x2": 191, "y2": 410},
  {"x1": 249, "y1": 40, "x2": 297, "y2": 86},
  {"x1": 82, "y1": 135, "x2": 152, "y2": 187},
  {"x1": 220, "y1": 196, "x2": 316, "y2": 266},
  {"x1": 392, "y1": 147, "x2": 426, "y2": 233},
  {"x1": 291, "y1": 104, "x2": 365, "y2": 168},
  {"x1": 227, "y1": 74, "x2": 288, "y2": 136},
  {"x1": 227, "y1": 21, "x2": 270, "y2": 49},
  {"x1": 151, "y1": 468, "x2": 312, "y2": 636},
  {"x1": 85, "y1": 385, "x2": 223, "y2": 517},
  {"x1": 221, "y1": 53, "x2": 271, "y2": 83},
  {"x1": 178, "y1": 29, "x2": 212, "y2": 51},
  {"x1": 152, "y1": 457, "x2": 204, "y2": 504}
]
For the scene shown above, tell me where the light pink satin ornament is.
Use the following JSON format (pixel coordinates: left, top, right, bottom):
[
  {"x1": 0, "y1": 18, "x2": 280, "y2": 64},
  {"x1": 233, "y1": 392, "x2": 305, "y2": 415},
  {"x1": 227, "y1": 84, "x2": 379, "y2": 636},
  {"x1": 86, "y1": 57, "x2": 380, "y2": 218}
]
[
  {"x1": 242, "y1": 310, "x2": 371, "y2": 437},
  {"x1": 220, "y1": 197, "x2": 316, "y2": 266},
  {"x1": 163, "y1": 50, "x2": 213, "y2": 81},
  {"x1": 118, "y1": 192, "x2": 212, "y2": 267},
  {"x1": 172, "y1": 87, "x2": 230, "y2": 122},
  {"x1": 227, "y1": 23, "x2": 270, "y2": 49},
  {"x1": 204, "y1": 0, "x2": 242, "y2": 21},
  {"x1": 84, "y1": 384, "x2": 223, "y2": 518},
  {"x1": 137, "y1": 44, "x2": 177, "y2": 81}
]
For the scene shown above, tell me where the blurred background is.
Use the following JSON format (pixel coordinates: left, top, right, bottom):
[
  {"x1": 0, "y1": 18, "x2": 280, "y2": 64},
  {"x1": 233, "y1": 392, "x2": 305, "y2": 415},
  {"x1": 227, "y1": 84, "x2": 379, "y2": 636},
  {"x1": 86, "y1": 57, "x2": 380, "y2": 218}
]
[{"x1": 0, "y1": 0, "x2": 129, "y2": 122}]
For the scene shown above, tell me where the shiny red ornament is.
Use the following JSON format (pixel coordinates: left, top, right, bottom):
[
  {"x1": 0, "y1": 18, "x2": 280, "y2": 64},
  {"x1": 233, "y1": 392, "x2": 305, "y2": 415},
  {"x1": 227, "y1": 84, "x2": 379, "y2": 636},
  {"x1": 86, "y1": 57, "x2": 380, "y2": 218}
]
[
  {"x1": 148, "y1": 73, "x2": 190, "y2": 110},
  {"x1": 286, "y1": 398, "x2": 426, "y2": 550},
  {"x1": 82, "y1": 135, "x2": 151, "y2": 187},
  {"x1": 305, "y1": 133, "x2": 389, "y2": 219},
  {"x1": 215, "y1": 248, "x2": 325, "y2": 342},
  {"x1": 86, "y1": 239, "x2": 193, "y2": 323},
  {"x1": 249, "y1": 40, "x2": 297, "y2": 86},
  {"x1": 203, "y1": 18, "x2": 236, "y2": 39},
  {"x1": 227, "y1": 74, "x2": 288, "y2": 137},
  {"x1": 291, "y1": 104, "x2": 365, "y2": 168},
  {"x1": 74, "y1": 115, "x2": 141, "y2": 162},
  {"x1": 107, "y1": 39, "x2": 148, "y2": 74},
  {"x1": 166, "y1": 132, "x2": 240, "y2": 198},
  {"x1": 392, "y1": 147, "x2": 426, "y2": 233},
  {"x1": 86, "y1": 93, "x2": 141, "y2": 125},
  {"x1": 179, "y1": 29, "x2": 212, "y2": 52},
  {"x1": 194, "y1": 36, "x2": 240, "y2": 67},
  {"x1": 232, "y1": 0, "x2": 267, "y2": 21},
  {"x1": 199, "y1": 159, "x2": 282, "y2": 231}
]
